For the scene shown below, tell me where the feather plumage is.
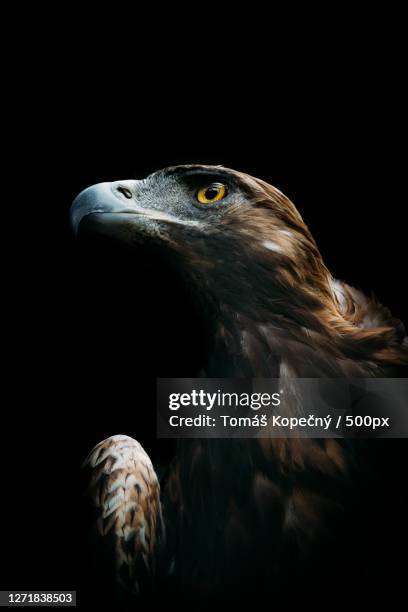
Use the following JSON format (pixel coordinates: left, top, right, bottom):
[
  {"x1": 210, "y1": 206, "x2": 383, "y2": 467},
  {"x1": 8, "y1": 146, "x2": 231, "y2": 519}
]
[{"x1": 74, "y1": 165, "x2": 407, "y2": 606}]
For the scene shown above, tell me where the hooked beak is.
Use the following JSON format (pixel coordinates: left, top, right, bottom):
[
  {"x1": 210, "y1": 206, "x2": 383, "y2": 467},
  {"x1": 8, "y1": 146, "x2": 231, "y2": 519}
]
[{"x1": 70, "y1": 180, "x2": 143, "y2": 235}]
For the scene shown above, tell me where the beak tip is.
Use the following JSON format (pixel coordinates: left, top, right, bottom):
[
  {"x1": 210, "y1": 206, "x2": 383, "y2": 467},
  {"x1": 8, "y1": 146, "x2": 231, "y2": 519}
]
[{"x1": 70, "y1": 182, "x2": 110, "y2": 236}]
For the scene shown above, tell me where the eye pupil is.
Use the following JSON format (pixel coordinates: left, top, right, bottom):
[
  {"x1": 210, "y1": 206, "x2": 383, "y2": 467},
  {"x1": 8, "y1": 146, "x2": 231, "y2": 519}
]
[{"x1": 205, "y1": 186, "x2": 220, "y2": 200}]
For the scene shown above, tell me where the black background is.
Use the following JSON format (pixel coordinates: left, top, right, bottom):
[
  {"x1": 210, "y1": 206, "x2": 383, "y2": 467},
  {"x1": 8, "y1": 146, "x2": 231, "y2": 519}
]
[{"x1": 3, "y1": 19, "x2": 407, "y2": 608}]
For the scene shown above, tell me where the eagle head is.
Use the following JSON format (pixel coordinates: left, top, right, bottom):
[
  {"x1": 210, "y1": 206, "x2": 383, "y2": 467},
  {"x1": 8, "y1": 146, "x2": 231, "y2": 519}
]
[{"x1": 71, "y1": 165, "x2": 328, "y2": 313}]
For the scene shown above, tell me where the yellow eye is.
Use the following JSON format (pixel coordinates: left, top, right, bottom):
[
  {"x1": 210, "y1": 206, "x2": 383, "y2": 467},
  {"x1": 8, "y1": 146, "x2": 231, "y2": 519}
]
[{"x1": 196, "y1": 183, "x2": 227, "y2": 204}]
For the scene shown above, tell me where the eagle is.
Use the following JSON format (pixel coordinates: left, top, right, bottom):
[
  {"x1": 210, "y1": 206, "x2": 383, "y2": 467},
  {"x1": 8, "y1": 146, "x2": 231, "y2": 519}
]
[{"x1": 71, "y1": 165, "x2": 407, "y2": 608}]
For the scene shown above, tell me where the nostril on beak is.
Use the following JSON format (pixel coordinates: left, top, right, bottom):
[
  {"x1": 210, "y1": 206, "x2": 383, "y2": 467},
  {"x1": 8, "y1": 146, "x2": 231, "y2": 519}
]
[{"x1": 117, "y1": 186, "x2": 133, "y2": 199}]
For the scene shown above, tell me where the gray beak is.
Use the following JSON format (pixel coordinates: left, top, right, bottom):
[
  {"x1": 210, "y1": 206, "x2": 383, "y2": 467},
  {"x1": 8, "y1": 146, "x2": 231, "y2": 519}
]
[{"x1": 70, "y1": 180, "x2": 140, "y2": 235}]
